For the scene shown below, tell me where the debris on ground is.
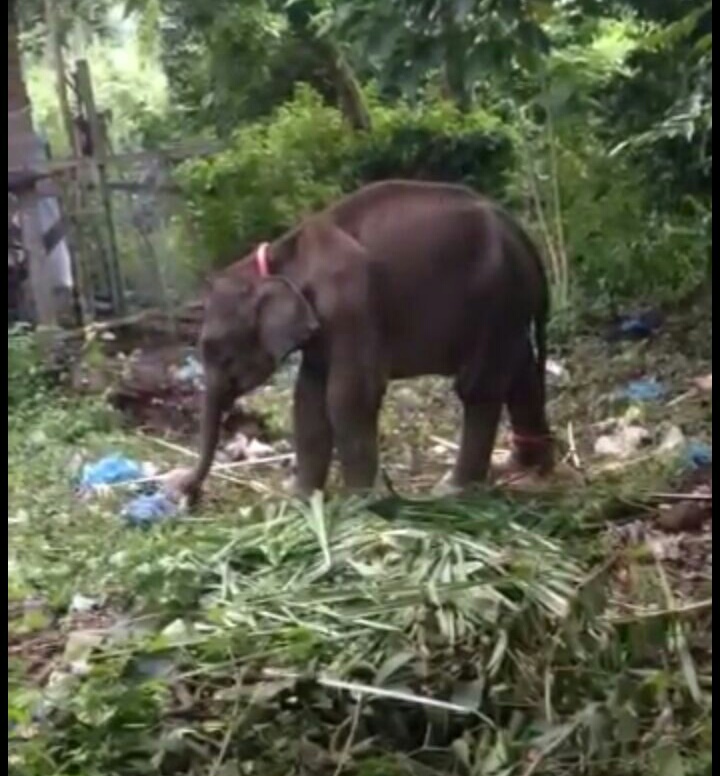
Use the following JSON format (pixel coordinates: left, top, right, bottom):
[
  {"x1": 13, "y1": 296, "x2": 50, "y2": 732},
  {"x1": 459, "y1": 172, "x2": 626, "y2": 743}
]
[
  {"x1": 657, "y1": 498, "x2": 711, "y2": 533},
  {"x1": 619, "y1": 377, "x2": 667, "y2": 402},
  {"x1": 223, "y1": 432, "x2": 277, "y2": 462},
  {"x1": 77, "y1": 453, "x2": 184, "y2": 526},
  {"x1": 657, "y1": 425, "x2": 686, "y2": 455},
  {"x1": 594, "y1": 423, "x2": 651, "y2": 459},
  {"x1": 693, "y1": 373, "x2": 712, "y2": 393},
  {"x1": 69, "y1": 594, "x2": 101, "y2": 614},
  {"x1": 170, "y1": 354, "x2": 204, "y2": 387},
  {"x1": 606, "y1": 309, "x2": 663, "y2": 341},
  {"x1": 683, "y1": 440, "x2": 712, "y2": 469},
  {"x1": 72, "y1": 343, "x2": 271, "y2": 442},
  {"x1": 546, "y1": 357, "x2": 570, "y2": 385},
  {"x1": 121, "y1": 492, "x2": 180, "y2": 527},
  {"x1": 79, "y1": 455, "x2": 146, "y2": 491}
]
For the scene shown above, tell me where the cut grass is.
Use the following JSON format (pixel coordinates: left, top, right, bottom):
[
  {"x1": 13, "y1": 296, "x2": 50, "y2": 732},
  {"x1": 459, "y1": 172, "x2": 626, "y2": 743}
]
[{"x1": 8, "y1": 394, "x2": 711, "y2": 776}]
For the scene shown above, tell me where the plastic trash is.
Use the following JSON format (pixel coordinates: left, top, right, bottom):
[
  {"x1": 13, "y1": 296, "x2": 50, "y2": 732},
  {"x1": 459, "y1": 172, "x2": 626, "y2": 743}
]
[
  {"x1": 607, "y1": 310, "x2": 662, "y2": 342},
  {"x1": 121, "y1": 492, "x2": 179, "y2": 528},
  {"x1": 694, "y1": 373, "x2": 712, "y2": 393},
  {"x1": 594, "y1": 425, "x2": 651, "y2": 459},
  {"x1": 173, "y1": 354, "x2": 204, "y2": 386},
  {"x1": 683, "y1": 441, "x2": 712, "y2": 469},
  {"x1": 79, "y1": 455, "x2": 143, "y2": 489},
  {"x1": 658, "y1": 426, "x2": 686, "y2": 456},
  {"x1": 69, "y1": 593, "x2": 101, "y2": 614},
  {"x1": 224, "y1": 433, "x2": 276, "y2": 462},
  {"x1": 620, "y1": 378, "x2": 666, "y2": 403},
  {"x1": 546, "y1": 358, "x2": 570, "y2": 385}
]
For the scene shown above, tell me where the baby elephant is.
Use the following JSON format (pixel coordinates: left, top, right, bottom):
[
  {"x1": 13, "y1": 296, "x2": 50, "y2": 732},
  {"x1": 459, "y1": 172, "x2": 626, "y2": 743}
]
[{"x1": 181, "y1": 180, "x2": 554, "y2": 503}]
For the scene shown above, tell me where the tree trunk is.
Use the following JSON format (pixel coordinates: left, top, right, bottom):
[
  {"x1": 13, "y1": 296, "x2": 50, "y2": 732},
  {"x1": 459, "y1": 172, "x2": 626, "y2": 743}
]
[
  {"x1": 8, "y1": 0, "x2": 57, "y2": 325},
  {"x1": 316, "y1": 38, "x2": 372, "y2": 132},
  {"x1": 293, "y1": 25, "x2": 371, "y2": 132},
  {"x1": 440, "y1": 1, "x2": 470, "y2": 111}
]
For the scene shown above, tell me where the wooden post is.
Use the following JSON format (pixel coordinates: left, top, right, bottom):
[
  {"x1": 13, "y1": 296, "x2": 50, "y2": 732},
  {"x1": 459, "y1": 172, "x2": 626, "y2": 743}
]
[
  {"x1": 20, "y1": 192, "x2": 57, "y2": 326},
  {"x1": 44, "y1": 0, "x2": 76, "y2": 156},
  {"x1": 74, "y1": 59, "x2": 126, "y2": 315},
  {"x1": 9, "y1": 1, "x2": 57, "y2": 326}
]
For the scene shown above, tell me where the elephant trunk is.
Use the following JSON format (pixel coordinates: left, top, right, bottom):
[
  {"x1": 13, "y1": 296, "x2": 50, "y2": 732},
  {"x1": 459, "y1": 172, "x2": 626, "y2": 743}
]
[{"x1": 185, "y1": 375, "x2": 228, "y2": 502}]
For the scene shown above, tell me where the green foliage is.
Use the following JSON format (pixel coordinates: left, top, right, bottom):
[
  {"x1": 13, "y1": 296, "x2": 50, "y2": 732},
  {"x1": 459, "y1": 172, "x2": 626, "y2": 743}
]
[
  {"x1": 23, "y1": 6, "x2": 171, "y2": 153},
  {"x1": 178, "y1": 85, "x2": 353, "y2": 261},
  {"x1": 8, "y1": 327, "x2": 51, "y2": 411},
  {"x1": 349, "y1": 96, "x2": 514, "y2": 196},
  {"x1": 179, "y1": 86, "x2": 514, "y2": 265}
]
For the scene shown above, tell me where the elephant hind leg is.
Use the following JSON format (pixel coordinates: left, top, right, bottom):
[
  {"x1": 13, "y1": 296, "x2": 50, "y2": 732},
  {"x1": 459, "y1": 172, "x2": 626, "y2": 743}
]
[
  {"x1": 503, "y1": 338, "x2": 554, "y2": 473},
  {"x1": 450, "y1": 330, "x2": 520, "y2": 489}
]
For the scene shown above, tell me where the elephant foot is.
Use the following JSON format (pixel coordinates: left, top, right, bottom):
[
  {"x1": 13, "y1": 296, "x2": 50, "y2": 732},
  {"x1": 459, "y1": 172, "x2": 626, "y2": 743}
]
[
  {"x1": 490, "y1": 448, "x2": 582, "y2": 492},
  {"x1": 161, "y1": 466, "x2": 203, "y2": 507},
  {"x1": 490, "y1": 450, "x2": 544, "y2": 485},
  {"x1": 284, "y1": 474, "x2": 316, "y2": 499},
  {"x1": 432, "y1": 471, "x2": 490, "y2": 498}
]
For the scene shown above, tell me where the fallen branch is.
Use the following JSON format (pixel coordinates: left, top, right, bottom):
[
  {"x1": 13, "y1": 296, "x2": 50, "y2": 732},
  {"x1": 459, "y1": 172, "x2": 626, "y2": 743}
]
[
  {"x1": 566, "y1": 422, "x2": 582, "y2": 471},
  {"x1": 260, "y1": 668, "x2": 489, "y2": 721},
  {"x1": 429, "y1": 435, "x2": 459, "y2": 451},
  {"x1": 648, "y1": 492, "x2": 712, "y2": 503},
  {"x1": 608, "y1": 598, "x2": 712, "y2": 625}
]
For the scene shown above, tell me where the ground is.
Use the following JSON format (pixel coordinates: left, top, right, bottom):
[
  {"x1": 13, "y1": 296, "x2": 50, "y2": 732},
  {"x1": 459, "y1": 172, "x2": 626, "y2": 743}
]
[{"x1": 8, "y1": 303, "x2": 712, "y2": 776}]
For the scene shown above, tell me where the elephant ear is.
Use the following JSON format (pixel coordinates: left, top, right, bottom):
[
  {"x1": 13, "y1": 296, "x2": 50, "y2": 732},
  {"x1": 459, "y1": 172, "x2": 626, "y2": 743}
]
[{"x1": 256, "y1": 277, "x2": 319, "y2": 361}]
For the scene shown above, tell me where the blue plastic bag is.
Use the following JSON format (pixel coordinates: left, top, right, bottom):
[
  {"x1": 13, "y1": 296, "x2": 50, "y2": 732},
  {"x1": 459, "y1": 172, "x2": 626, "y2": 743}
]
[
  {"x1": 122, "y1": 492, "x2": 178, "y2": 528},
  {"x1": 683, "y1": 441, "x2": 712, "y2": 470},
  {"x1": 621, "y1": 378, "x2": 666, "y2": 403},
  {"x1": 80, "y1": 455, "x2": 143, "y2": 488}
]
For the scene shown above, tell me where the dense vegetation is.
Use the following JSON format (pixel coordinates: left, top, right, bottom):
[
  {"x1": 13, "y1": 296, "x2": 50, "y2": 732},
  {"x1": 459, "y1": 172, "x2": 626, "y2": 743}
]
[
  {"x1": 19, "y1": 0, "x2": 712, "y2": 309},
  {"x1": 10, "y1": 3, "x2": 713, "y2": 775}
]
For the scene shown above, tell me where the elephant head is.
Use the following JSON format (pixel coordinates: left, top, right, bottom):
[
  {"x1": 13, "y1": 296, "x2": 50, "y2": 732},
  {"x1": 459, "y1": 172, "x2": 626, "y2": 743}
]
[{"x1": 181, "y1": 245, "x2": 320, "y2": 504}]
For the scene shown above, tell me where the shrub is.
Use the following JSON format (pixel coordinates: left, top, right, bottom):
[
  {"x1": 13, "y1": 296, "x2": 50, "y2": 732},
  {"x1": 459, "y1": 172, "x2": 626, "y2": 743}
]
[
  {"x1": 350, "y1": 97, "x2": 514, "y2": 198},
  {"x1": 178, "y1": 85, "x2": 353, "y2": 263},
  {"x1": 8, "y1": 326, "x2": 50, "y2": 411},
  {"x1": 179, "y1": 86, "x2": 514, "y2": 268}
]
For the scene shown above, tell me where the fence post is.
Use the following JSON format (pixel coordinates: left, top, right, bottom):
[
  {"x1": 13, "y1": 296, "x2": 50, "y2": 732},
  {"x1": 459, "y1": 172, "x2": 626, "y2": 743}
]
[
  {"x1": 74, "y1": 59, "x2": 126, "y2": 316},
  {"x1": 19, "y1": 191, "x2": 57, "y2": 326}
]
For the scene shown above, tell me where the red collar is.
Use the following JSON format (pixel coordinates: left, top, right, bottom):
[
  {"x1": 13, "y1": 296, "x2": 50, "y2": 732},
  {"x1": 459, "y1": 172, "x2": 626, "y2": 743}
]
[{"x1": 255, "y1": 242, "x2": 271, "y2": 278}]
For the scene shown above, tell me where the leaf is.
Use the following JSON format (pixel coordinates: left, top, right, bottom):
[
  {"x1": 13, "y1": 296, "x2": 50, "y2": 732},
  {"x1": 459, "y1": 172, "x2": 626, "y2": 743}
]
[
  {"x1": 453, "y1": 0, "x2": 474, "y2": 24},
  {"x1": 63, "y1": 630, "x2": 104, "y2": 663},
  {"x1": 653, "y1": 744, "x2": 685, "y2": 776},
  {"x1": 675, "y1": 622, "x2": 702, "y2": 704},
  {"x1": 451, "y1": 679, "x2": 484, "y2": 711},
  {"x1": 375, "y1": 650, "x2": 417, "y2": 685},
  {"x1": 488, "y1": 629, "x2": 508, "y2": 676},
  {"x1": 158, "y1": 619, "x2": 195, "y2": 647},
  {"x1": 615, "y1": 704, "x2": 638, "y2": 745},
  {"x1": 452, "y1": 736, "x2": 472, "y2": 768}
]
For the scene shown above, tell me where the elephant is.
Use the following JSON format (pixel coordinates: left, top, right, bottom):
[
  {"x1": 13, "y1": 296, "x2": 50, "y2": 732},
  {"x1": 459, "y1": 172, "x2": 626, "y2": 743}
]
[{"x1": 180, "y1": 179, "x2": 554, "y2": 504}]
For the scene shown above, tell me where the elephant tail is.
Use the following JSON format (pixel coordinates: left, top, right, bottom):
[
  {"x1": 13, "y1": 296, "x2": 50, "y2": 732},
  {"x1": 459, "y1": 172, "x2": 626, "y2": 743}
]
[
  {"x1": 492, "y1": 203, "x2": 550, "y2": 398},
  {"x1": 533, "y1": 273, "x2": 549, "y2": 405}
]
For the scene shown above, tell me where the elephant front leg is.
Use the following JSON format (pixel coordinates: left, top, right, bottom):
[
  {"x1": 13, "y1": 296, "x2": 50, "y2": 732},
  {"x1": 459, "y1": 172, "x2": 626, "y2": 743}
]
[
  {"x1": 327, "y1": 375, "x2": 383, "y2": 493},
  {"x1": 450, "y1": 401, "x2": 503, "y2": 488},
  {"x1": 292, "y1": 359, "x2": 333, "y2": 496}
]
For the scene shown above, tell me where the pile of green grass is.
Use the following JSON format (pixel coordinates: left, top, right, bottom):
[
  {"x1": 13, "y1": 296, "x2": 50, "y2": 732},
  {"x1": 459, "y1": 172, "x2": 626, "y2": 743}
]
[{"x1": 8, "y1": 365, "x2": 711, "y2": 775}]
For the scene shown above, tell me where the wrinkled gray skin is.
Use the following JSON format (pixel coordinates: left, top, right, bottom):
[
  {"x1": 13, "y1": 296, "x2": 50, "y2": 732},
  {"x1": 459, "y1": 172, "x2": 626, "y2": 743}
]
[{"x1": 181, "y1": 180, "x2": 553, "y2": 504}]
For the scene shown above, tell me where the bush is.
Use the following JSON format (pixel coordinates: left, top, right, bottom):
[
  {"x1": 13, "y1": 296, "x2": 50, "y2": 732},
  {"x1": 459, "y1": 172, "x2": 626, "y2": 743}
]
[
  {"x1": 179, "y1": 86, "x2": 514, "y2": 267},
  {"x1": 349, "y1": 97, "x2": 514, "y2": 198},
  {"x1": 511, "y1": 122, "x2": 710, "y2": 308},
  {"x1": 8, "y1": 327, "x2": 51, "y2": 411},
  {"x1": 178, "y1": 85, "x2": 353, "y2": 263}
]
